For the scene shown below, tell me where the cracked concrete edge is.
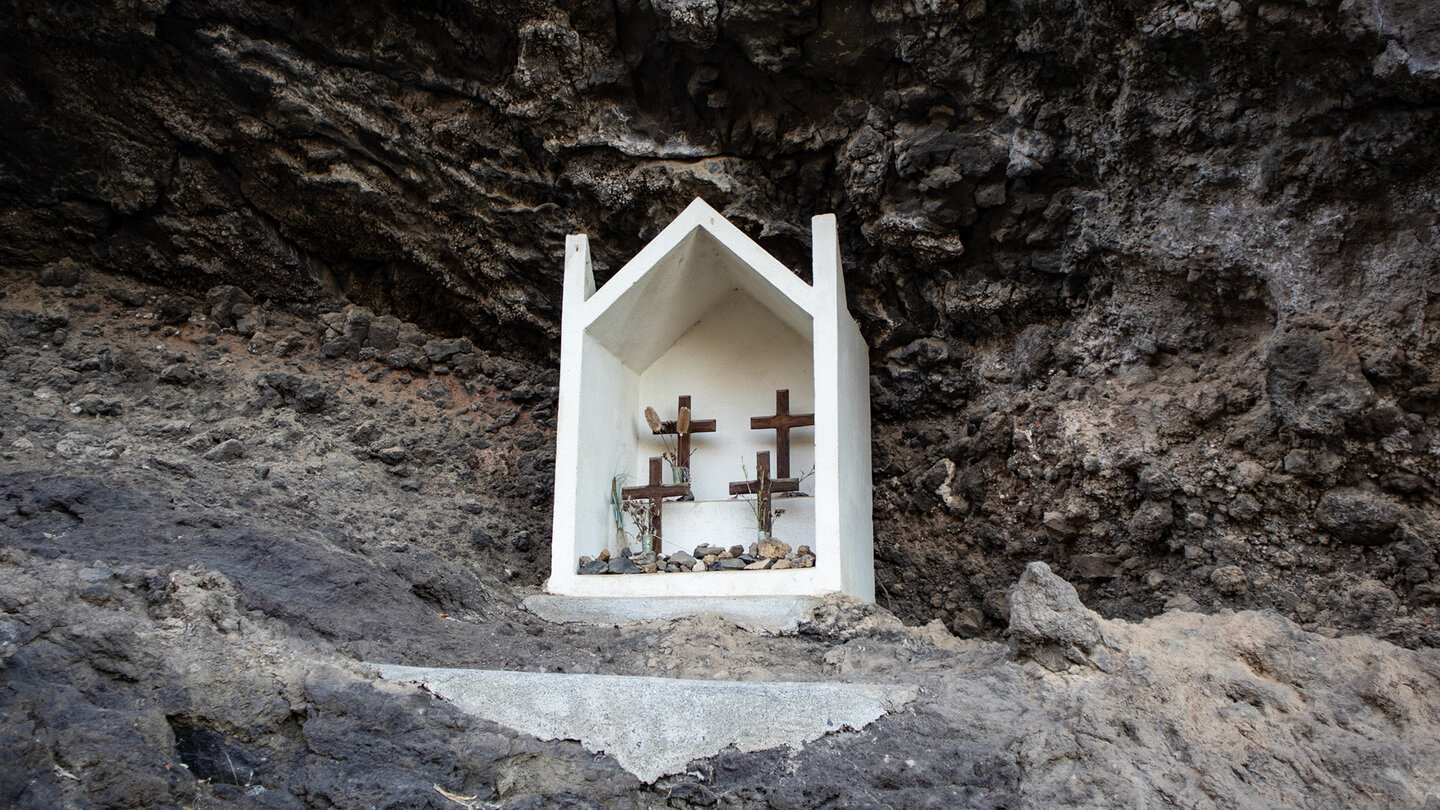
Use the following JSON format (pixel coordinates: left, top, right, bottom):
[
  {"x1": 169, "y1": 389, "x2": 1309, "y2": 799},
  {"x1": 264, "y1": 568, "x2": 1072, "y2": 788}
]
[
  {"x1": 372, "y1": 665, "x2": 918, "y2": 783},
  {"x1": 521, "y1": 594, "x2": 824, "y2": 632}
]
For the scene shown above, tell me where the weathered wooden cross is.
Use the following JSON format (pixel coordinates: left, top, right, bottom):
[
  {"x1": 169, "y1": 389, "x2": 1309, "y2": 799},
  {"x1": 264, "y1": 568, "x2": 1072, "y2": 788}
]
[
  {"x1": 750, "y1": 389, "x2": 814, "y2": 479},
  {"x1": 650, "y1": 394, "x2": 717, "y2": 470},
  {"x1": 728, "y1": 451, "x2": 800, "y2": 536},
  {"x1": 621, "y1": 456, "x2": 691, "y2": 541}
]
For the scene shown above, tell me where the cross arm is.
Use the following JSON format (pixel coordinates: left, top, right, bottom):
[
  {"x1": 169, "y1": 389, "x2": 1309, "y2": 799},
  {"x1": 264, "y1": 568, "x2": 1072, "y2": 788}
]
[
  {"x1": 728, "y1": 478, "x2": 801, "y2": 496},
  {"x1": 654, "y1": 419, "x2": 717, "y2": 435},
  {"x1": 623, "y1": 483, "x2": 692, "y2": 500}
]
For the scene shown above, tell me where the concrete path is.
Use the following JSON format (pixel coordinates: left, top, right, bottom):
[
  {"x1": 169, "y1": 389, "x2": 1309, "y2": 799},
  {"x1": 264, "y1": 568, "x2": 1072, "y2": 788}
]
[
  {"x1": 522, "y1": 594, "x2": 822, "y2": 632},
  {"x1": 374, "y1": 665, "x2": 917, "y2": 783}
]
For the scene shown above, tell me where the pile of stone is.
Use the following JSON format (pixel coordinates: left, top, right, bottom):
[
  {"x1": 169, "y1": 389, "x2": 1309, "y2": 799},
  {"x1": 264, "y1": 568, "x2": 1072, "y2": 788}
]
[{"x1": 577, "y1": 539, "x2": 815, "y2": 575}]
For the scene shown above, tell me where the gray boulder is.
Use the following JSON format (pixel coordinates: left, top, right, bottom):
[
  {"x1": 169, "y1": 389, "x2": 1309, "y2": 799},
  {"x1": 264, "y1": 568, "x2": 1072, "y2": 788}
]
[
  {"x1": 1127, "y1": 500, "x2": 1174, "y2": 544},
  {"x1": 159, "y1": 363, "x2": 195, "y2": 386},
  {"x1": 1266, "y1": 322, "x2": 1373, "y2": 437},
  {"x1": 202, "y1": 439, "x2": 246, "y2": 462},
  {"x1": 424, "y1": 338, "x2": 473, "y2": 363},
  {"x1": 1343, "y1": 579, "x2": 1400, "y2": 626},
  {"x1": 1315, "y1": 487, "x2": 1403, "y2": 545},
  {"x1": 1007, "y1": 561, "x2": 1110, "y2": 672},
  {"x1": 608, "y1": 556, "x2": 641, "y2": 574},
  {"x1": 38, "y1": 258, "x2": 83, "y2": 287},
  {"x1": 154, "y1": 295, "x2": 192, "y2": 325},
  {"x1": 365, "y1": 316, "x2": 401, "y2": 353},
  {"x1": 205, "y1": 285, "x2": 253, "y2": 328}
]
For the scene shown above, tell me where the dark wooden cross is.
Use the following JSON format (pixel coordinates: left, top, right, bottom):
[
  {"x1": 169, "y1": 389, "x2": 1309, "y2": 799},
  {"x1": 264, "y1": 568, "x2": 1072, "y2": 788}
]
[
  {"x1": 728, "y1": 451, "x2": 800, "y2": 535},
  {"x1": 651, "y1": 394, "x2": 717, "y2": 469},
  {"x1": 621, "y1": 457, "x2": 691, "y2": 539},
  {"x1": 750, "y1": 389, "x2": 814, "y2": 479}
]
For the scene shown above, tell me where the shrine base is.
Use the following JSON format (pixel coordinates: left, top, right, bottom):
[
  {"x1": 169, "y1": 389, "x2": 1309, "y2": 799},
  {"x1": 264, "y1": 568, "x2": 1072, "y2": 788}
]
[{"x1": 522, "y1": 594, "x2": 823, "y2": 632}]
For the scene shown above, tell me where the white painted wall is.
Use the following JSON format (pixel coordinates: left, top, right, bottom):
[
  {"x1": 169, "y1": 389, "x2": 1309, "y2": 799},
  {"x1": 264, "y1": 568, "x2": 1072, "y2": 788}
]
[
  {"x1": 548, "y1": 234, "x2": 594, "y2": 596},
  {"x1": 587, "y1": 229, "x2": 811, "y2": 372},
  {"x1": 557, "y1": 561, "x2": 828, "y2": 598},
  {"x1": 660, "y1": 497, "x2": 815, "y2": 557},
  {"x1": 572, "y1": 334, "x2": 640, "y2": 560},
  {"x1": 833, "y1": 313, "x2": 875, "y2": 599},
  {"x1": 811, "y1": 213, "x2": 875, "y2": 601},
  {"x1": 635, "y1": 292, "x2": 815, "y2": 503}
]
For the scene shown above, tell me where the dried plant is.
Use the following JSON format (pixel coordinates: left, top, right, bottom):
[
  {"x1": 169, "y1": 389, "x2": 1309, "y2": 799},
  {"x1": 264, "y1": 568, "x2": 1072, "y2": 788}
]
[
  {"x1": 735, "y1": 462, "x2": 814, "y2": 536},
  {"x1": 610, "y1": 473, "x2": 635, "y2": 549},
  {"x1": 789, "y1": 464, "x2": 816, "y2": 489},
  {"x1": 610, "y1": 475, "x2": 628, "y2": 530},
  {"x1": 621, "y1": 497, "x2": 655, "y2": 541},
  {"x1": 736, "y1": 458, "x2": 773, "y2": 534},
  {"x1": 643, "y1": 403, "x2": 696, "y2": 471},
  {"x1": 644, "y1": 405, "x2": 675, "y2": 465}
]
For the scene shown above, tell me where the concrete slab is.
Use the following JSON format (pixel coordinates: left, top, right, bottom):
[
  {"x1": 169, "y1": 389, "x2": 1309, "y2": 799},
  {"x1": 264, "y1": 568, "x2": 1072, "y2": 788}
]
[
  {"x1": 523, "y1": 594, "x2": 823, "y2": 632},
  {"x1": 373, "y1": 665, "x2": 917, "y2": 784}
]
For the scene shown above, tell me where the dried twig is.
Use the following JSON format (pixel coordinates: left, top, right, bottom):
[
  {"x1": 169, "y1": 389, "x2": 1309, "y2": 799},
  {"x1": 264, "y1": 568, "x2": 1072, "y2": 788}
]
[
  {"x1": 644, "y1": 405, "x2": 678, "y2": 466},
  {"x1": 737, "y1": 458, "x2": 771, "y2": 533},
  {"x1": 433, "y1": 784, "x2": 490, "y2": 809}
]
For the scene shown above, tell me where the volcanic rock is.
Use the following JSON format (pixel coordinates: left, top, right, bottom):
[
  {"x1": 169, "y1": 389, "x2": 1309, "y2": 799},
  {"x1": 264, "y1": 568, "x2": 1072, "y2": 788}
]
[
  {"x1": 1007, "y1": 562, "x2": 1109, "y2": 672},
  {"x1": 608, "y1": 556, "x2": 641, "y2": 575},
  {"x1": 1315, "y1": 487, "x2": 1404, "y2": 545},
  {"x1": 202, "y1": 439, "x2": 245, "y2": 463},
  {"x1": 1266, "y1": 323, "x2": 1374, "y2": 438},
  {"x1": 38, "y1": 258, "x2": 83, "y2": 287},
  {"x1": 757, "y1": 539, "x2": 791, "y2": 560}
]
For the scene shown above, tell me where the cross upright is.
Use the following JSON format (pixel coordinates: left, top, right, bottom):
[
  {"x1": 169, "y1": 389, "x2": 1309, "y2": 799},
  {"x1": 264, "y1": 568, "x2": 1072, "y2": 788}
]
[
  {"x1": 750, "y1": 389, "x2": 814, "y2": 479},
  {"x1": 622, "y1": 457, "x2": 692, "y2": 542},
  {"x1": 651, "y1": 394, "x2": 717, "y2": 470},
  {"x1": 728, "y1": 451, "x2": 800, "y2": 536}
]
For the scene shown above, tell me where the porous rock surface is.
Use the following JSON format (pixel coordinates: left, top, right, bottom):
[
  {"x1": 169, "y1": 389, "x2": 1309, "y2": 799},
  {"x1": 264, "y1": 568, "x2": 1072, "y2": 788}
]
[
  {"x1": 3, "y1": 0, "x2": 1440, "y2": 645},
  {"x1": 1, "y1": 272, "x2": 1437, "y2": 806},
  {"x1": 1006, "y1": 560, "x2": 1109, "y2": 671}
]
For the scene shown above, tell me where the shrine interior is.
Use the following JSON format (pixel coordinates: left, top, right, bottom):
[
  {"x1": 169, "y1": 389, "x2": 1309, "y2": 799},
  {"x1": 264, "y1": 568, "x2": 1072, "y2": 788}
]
[{"x1": 574, "y1": 225, "x2": 819, "y2": 561}]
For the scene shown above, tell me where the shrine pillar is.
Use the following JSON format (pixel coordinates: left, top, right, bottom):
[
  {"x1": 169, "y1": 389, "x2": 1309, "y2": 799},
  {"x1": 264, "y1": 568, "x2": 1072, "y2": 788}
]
[
  {"x1": 812, "y1": 214, "x2": 875, "y2": 601},
  {"x1": 553, "y1": 235, "x2": 641, "y2": 569}
]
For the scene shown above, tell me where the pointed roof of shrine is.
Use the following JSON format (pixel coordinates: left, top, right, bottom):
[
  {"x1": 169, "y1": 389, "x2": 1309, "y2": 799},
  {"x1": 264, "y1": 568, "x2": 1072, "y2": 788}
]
[{"x1": 578, "y1": 198, "x2": 816, "y2": 372}]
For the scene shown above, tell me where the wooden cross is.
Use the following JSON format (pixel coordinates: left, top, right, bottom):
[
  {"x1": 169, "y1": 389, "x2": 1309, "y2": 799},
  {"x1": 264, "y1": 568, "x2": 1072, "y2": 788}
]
[
  {"x1": 650, "y1": 394, "x2": 717, "y2": 469},
  {"x1": 728, "y1": 451, "x2": 800, "y2": 536},
  {"x1": 750, "y1": 389, "x2": 814, "y2": 479},
  {"x1": 621, "y1": 457, "x2": 691, "y2": 540}
]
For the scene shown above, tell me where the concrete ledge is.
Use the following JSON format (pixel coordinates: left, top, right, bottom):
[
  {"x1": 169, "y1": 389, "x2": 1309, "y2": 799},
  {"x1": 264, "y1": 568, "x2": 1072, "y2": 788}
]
[
  {"x1": 523, "y1": 594, "x2": 823, "y2": 632},
  {"x1": 374, "y1": 665, "x2": 917, "y2": 783}
]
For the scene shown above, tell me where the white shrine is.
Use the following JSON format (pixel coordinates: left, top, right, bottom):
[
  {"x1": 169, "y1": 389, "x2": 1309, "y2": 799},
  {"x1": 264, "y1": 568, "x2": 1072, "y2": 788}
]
[{"x1": 546, "y1": 198, "x2": 873, "y2": 611}]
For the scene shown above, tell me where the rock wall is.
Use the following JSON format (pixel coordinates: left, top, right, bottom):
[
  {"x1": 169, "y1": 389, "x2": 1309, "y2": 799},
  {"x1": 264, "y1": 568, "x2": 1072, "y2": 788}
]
[{"x1": 3, "y1": 0, "x2": 1440, "y2": 643}]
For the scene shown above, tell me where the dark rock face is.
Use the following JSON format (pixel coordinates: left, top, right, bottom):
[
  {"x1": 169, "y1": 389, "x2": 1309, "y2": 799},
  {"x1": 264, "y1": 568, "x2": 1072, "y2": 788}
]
[
  {"x1": 1266, "y1": 321, "x2": 1374, "y2": 438},
  {"x1": 1, "y1": 1, "x2": 1439, "y2": 647},
  {"x1": 3, "y1": 266, "x2": 1440, "y2": 806},
  {"x1": 1315, "y1": 486, "x2": 1405, "y2": 545}
]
